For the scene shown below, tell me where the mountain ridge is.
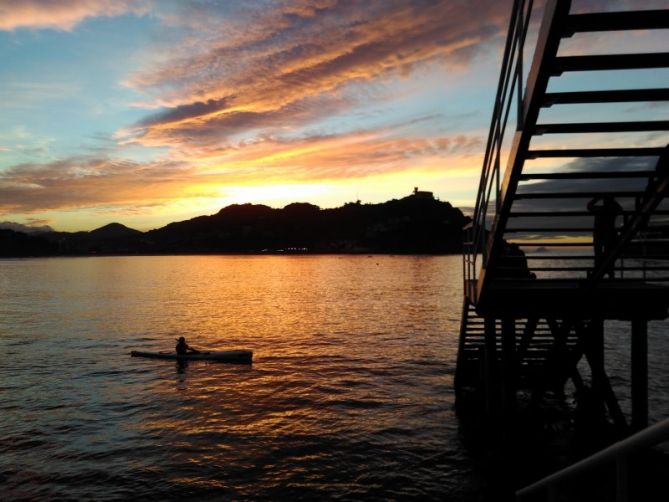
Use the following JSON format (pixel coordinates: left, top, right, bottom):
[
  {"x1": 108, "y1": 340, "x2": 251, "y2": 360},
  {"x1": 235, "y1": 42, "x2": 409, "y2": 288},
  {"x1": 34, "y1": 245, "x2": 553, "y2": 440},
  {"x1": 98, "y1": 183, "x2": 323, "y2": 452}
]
[{"x1": 0, "y1": 192, "x2": 470, "y2": 256}]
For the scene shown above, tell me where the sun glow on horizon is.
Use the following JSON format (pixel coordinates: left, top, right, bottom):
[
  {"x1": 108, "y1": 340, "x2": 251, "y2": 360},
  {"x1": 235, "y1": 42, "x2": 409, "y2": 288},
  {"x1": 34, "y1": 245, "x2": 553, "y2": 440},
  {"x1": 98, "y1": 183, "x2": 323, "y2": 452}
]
[
  {"x1": 6, "y1": 1, "x2": 664, "y2": 232},
  {"x1": 221, "y1": 183, "x2": 333, "y2": 207},
  {"x1": 0, "y1": 0, "x2": 512, "y2": 231}
]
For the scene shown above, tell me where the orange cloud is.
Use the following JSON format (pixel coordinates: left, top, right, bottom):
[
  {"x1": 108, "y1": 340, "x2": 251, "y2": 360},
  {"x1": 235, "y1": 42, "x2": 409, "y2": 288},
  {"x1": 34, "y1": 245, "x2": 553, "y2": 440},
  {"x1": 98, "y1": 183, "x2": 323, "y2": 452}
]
[
  {"x1": 122, "y1": 0, "x2": 508, "y2": 148},
  {"x1": 0, "y1": 0, "x2": 148, "y2": 31},
  {"x1": 0, "y1": 156, "x2": 195, "y2": 212},
  {"x1": 171, "y1": 127, "x2": 484, "y2": 184},
  {"x1": 0, "y1": 128, "x2": 482, "y2": 214}
]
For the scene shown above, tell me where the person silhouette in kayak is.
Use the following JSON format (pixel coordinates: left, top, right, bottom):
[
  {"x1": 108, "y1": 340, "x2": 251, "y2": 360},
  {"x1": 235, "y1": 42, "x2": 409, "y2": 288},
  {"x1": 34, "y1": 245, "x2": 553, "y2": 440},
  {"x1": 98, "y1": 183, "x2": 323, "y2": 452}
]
[{"x1": 175, "y1": 336, "x2": 200, "y2": 355}]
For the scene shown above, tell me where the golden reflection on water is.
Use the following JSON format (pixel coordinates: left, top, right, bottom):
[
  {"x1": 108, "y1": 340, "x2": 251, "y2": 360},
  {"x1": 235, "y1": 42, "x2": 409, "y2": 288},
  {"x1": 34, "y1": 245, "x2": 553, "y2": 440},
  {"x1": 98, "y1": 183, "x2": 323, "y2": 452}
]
[{"x1": 1, "y1": 255, "x2": 464, "y2": 499}]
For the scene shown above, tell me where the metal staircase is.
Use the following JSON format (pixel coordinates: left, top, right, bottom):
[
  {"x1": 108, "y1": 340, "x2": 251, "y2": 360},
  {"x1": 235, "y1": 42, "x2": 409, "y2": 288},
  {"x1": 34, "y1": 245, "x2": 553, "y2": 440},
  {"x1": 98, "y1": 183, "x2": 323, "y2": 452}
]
[
  {"x1": 456, "y1": 0, "x2": 669, "y2": 423},
  {"x1": 463, "y1": 0, "x2": 669, "y2": 304}
]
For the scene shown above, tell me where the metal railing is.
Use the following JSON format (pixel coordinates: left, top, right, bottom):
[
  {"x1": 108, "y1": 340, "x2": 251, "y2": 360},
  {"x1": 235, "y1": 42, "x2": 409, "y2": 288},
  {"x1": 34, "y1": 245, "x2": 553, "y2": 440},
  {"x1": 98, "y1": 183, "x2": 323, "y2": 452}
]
[
  {"x1": 516, "y1": 417, "x2": 669, "y2": 501},
  {"x1": 463, "y1": 0, "x2": 535, "y2": 302}
]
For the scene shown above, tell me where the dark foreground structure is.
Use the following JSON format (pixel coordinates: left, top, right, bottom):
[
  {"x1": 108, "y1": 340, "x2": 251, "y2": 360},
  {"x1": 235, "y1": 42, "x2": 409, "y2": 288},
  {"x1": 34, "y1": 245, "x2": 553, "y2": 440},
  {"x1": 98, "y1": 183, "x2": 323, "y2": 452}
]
[{"x1": 455, "y1": 1, "x2": 669, "y2": 500}]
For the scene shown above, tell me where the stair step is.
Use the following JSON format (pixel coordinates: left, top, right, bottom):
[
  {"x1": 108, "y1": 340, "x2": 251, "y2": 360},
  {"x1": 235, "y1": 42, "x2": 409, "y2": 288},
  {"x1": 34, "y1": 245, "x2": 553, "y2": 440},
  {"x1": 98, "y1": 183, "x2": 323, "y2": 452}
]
[
  {"x1": 505, "y1": 228, "x2": 591, "y2": 233},
  {"x1": 500, "y1": 265, "x2": 593, "y2": 271},
  {"x1": 464, "y1": 332, "x2": 557, "y2": 337},
  {"x1": 514, "y1": 190, "x2": 642, "y2": 199},
  {"x1": 509, "y1": 210, "x2": 669, "y2": 217},
  {"x1": 562, "y1": 10, "x2": 669, "y2": 36},
  {"x1": 543, "y1": 88, "x2": 669, "y2": 106},
  {"x1": 552, "y1": 53, "x2": 669, "y2": 75},
  {"x1": 520, "y1": 170, "x2": 655, "y2": 180},
  {"x1": 465, "y1": 341, "x2": 569, "y2": 346},
  {"x1": 465, "y1": 325, "x2": 554, "y2": 329},
  {"x1": 527, "y1": 147, "x2": 666, "y2": 158},
  {"x1": 534, "y1": 120, "x2": 669, "y2": 135},
  {"x1": 510, "y1": 241, "x2": 592, "y2": 247}
]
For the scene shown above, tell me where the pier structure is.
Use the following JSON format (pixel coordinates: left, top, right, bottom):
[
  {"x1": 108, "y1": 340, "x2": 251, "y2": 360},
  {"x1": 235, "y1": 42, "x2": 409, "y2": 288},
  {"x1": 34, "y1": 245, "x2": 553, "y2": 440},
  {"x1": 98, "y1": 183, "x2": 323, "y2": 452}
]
[{"x1": 456, "y1": 0, "x2": 669, "y2": 442}]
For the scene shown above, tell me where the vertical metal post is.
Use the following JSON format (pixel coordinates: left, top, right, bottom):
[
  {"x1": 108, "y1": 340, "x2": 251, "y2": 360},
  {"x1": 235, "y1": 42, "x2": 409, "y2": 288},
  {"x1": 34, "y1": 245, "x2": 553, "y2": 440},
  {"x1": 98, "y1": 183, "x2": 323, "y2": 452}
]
[
  {"x1": 484, "y1": 316, "x2": 498, "y2": 419},
  {"x1": 586, "y1": 319, "x2": 628, "y2": 430},
  {"x1": 502, "y1": 318, "x2": 516, "y2": 421},
  {"x1": 462, "y1": 248, "x2": 466, "y2": 295},
  {"x1": 631, "y1": 319, "x2": 648, "y2": 431}
]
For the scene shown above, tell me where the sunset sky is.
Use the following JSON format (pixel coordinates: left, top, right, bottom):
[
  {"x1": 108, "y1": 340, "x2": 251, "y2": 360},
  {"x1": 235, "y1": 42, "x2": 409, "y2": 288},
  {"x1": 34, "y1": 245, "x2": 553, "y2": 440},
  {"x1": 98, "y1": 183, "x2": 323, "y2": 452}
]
[{"x1": 1, "y1": 0, "x2": 667, "y2": 231}]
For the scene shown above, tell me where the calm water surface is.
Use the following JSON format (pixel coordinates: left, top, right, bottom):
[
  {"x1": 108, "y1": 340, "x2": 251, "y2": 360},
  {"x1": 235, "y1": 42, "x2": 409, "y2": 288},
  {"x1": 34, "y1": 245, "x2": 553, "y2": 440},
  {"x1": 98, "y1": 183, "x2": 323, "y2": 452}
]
[
  {"x1": 1, "y1": 255, "x2": 479, "y2": 500},
  {"x1": 2, "y1": 255, "x2": 668, "y2": 500}
]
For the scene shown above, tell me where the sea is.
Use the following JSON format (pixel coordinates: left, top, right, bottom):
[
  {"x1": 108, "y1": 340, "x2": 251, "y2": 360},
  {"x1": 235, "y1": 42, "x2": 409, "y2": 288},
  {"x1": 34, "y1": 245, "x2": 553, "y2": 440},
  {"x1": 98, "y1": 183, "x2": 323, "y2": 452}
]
[{"x1": 1, "y1": 255, "x2": 668, "y2": 500}]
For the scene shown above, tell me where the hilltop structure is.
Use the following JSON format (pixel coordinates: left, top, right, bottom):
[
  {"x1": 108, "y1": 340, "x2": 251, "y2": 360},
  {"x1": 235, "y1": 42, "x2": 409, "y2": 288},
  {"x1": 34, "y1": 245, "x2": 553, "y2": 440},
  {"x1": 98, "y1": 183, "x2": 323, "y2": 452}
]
[{"x1": 412, "y1": 187, "x2": 434, "y2": 200}]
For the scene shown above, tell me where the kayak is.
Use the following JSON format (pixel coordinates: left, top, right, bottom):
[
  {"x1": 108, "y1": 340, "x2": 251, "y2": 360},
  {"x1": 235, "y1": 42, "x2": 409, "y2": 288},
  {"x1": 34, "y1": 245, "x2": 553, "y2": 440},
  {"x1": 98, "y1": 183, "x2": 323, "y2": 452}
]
[{"x1": 130, "y1": 350, "x2": 252, "y2": 364}]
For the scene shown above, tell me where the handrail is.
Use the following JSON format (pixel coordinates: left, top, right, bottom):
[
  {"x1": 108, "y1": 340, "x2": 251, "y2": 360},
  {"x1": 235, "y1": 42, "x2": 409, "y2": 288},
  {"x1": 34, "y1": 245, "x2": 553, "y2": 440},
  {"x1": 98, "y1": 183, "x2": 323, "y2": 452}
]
[
  {"x1": 463, "y1": 0, "x2": 534, "y2": 302},
  {"x1": 516, "y1": 417, "x2": 669, "y2": 501}
]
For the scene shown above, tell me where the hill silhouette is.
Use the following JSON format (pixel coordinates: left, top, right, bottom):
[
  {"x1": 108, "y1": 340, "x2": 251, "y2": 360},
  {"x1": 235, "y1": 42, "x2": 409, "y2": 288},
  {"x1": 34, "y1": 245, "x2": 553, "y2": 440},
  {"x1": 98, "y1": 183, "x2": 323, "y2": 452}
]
[
  {"x1": 0, "y1": 192, "x2": 470, "y2": 256},
  {"x1": 89, "y1": 223, "x2": 142, "y2": 239},
  {"x1": 0, "y1": 229, "x2": 58, "y2": 257}
]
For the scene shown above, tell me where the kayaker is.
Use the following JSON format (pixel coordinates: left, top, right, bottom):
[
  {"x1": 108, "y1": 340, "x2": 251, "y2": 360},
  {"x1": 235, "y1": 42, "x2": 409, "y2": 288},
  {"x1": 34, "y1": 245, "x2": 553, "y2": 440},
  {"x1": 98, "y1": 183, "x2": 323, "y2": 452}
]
[{"x1": 175, "y1": 336, "x2": 200, "y2": 355}]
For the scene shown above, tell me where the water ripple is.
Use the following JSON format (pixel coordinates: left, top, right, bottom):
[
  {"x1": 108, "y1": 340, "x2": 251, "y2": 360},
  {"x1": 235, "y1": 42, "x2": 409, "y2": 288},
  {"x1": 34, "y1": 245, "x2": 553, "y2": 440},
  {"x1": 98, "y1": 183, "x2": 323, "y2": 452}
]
[{"x1": 2, "y1": 254, "x2": 612, "y2": 500}]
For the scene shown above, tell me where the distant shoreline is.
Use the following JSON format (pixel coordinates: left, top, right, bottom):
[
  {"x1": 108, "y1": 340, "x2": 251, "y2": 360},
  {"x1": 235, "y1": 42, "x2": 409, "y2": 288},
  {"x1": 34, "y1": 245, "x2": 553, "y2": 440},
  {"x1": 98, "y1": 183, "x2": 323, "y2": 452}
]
[
  {"x1": 0, "y1": 251, "x2": 461, "y2": 259},
  {"x1": 1, "y1": 194, "x2": 469, "y2": 258}
]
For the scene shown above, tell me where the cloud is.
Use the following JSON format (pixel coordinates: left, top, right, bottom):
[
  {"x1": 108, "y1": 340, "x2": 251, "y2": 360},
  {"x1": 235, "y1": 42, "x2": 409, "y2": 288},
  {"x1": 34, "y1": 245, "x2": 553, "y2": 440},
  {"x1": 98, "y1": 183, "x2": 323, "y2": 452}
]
[
  {"x1": 0, "y1": 156, "x2": 193, "y2": 212},
  {"x1": 121, "y1": 0, "x2": 509, "y2": 149},
  {"x1": 169, "y1": 126, "x2": 483, "y2": 189},
  {"x1": 0, "y1": 125, "x2": 481, "y2": 214},
  {"x1": 0, "y1": 220, "x2": 54, "y2": 233},
  {"x1": 2, "y1": 0, "x2": 503, "y2": 220},
  {"x1": 0, "y1": 0, "x2": 149, "y2": 31},
  {"x1": 120, "y1": 92, "x2": 356, "y2": 149}
]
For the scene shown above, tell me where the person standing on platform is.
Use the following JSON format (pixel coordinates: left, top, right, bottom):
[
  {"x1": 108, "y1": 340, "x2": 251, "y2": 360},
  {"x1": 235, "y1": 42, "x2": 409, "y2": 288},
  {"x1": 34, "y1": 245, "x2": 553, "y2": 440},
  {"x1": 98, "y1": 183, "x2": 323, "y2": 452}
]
[{"x1": 587, "y1": 195, "x2": 622, "y2": 279}]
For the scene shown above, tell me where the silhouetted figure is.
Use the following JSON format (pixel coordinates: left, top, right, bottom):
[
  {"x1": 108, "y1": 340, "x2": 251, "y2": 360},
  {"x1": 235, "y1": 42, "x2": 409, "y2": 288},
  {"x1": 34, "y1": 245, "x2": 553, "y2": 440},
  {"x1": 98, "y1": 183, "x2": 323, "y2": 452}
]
[
  {"x1": 587, "y1": 196, "x2": 622, "y2": 279},
  {"x1": 175, "y1": 336, "x2": 200, "y2": 355},
  {"x1": 496, "y1": 241, "x2": 536, "y2": 279}
]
